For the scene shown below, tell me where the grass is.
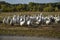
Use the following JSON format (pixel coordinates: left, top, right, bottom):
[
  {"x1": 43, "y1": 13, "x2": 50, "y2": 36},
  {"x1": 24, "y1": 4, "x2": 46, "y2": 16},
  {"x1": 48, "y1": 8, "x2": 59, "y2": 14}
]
[
  {"x1": 0, "y1": 23, "x2": 60, "y2": 38},
  {"x1": 0, "y1": 12, "x2": 60, "y2": 38},
  {"x1": 0, "y1": 12, "x2": 60, "y2": 16},
  {"x1": 0, "y1": 12, "x2": 60, "y2": 21}
]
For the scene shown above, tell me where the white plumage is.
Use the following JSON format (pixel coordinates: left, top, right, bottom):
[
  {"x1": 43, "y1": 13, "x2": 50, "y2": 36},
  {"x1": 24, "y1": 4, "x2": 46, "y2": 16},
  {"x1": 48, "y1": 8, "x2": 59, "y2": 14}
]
[{"x1": 2, "y1": 13, "x2": 60, "y2": 27}]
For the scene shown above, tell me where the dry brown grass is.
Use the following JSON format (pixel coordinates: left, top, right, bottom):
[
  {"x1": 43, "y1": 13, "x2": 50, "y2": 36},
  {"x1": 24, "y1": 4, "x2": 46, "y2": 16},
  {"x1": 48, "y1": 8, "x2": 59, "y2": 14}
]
[{"x1": 0, "y1": 12, "x2": 60, "y2": 38}]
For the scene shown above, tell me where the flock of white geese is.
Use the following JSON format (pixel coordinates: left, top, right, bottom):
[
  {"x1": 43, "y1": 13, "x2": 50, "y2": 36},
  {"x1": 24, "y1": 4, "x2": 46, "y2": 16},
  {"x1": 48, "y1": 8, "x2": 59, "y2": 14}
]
[{"x1": 2, "y1": 13, "x2": 60, "y2": 27}]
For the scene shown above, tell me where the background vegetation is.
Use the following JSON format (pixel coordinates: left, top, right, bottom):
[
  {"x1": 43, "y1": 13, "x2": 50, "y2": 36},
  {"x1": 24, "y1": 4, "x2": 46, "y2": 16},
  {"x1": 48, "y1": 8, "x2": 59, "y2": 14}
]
[{"x1": 0, "y1": 1, "x2": 60, "y2": 12}]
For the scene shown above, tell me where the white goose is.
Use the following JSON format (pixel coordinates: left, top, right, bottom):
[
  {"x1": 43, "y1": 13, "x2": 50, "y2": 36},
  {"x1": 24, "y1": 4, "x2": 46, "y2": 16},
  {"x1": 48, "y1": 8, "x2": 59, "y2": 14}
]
[
  {"x1": 10, "y1": 19, "x2": 13, "y2": 25},
  {"x1": 12, "y1": 15, "x2": 17, "y2": 24},
  {"x1": 6, "y1": 17, "x2": 11, "y2": 24},
  {"x1": 54, "y1": 14, "x2": 60, "y2": 23},
  {"x1": 3, "y1": 17, "x2": 7, "y2": 24},
  {"x1": 35, "y1": 13, "x2": 43, "y2": 25},
  {"x1": 27, "y1": 19, "x2": 31, "y2": 26},
  {"x1": 45, "y1": 16, "x2": 51, "y2": 25},
  {"x1": 16, "y1": 15, "x2": 20, "y2": 24},
  {"x1": 20, "y1": 16, "x2": 25, "y2": 26},
  {"x1": 25, "y1": 16, "x2": 31, "y2": 26},
  {"x1": 3, "y1": 17, "x2": 11, "y2": 24}
]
